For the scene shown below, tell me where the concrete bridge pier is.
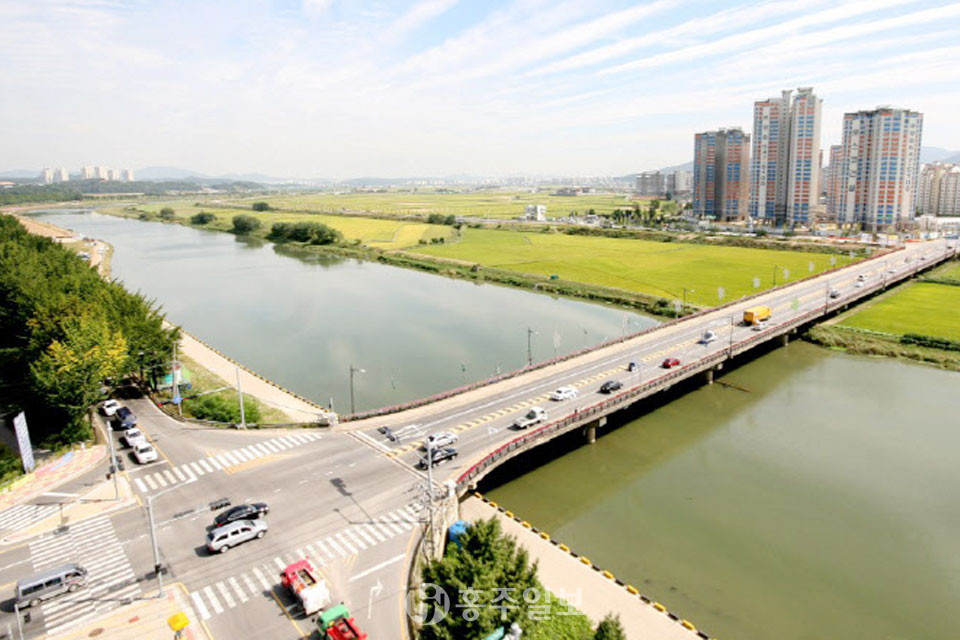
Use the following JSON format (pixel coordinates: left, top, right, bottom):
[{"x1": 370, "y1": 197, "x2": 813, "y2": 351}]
[
  {"x1": 704, "y1": 362, "x2": 723, "y2": 385},
  {"x1": 585, "y1": 416, "x2": 607, "y2": 444},
  {"x1": 780, "y1": 333, "x2": 790, "y2": 347}
]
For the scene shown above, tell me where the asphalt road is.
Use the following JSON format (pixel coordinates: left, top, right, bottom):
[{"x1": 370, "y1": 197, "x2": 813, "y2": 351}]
[{"x1": 0, "y1": 238, "x2": 951, "y2": 640}]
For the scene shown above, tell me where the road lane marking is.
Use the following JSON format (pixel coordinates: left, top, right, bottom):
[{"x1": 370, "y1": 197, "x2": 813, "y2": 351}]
[
  {"x1": 189, "y1": 461, "x2": 205, "y2": 476},
  {"x1": 348, "y1": 554, "x2": 405, "y2": 582},
  {"x1": 191, "y1": 591, "x2": 211, "y2": 620},
  {"x1": 241, "y1": 572, "x2": 258, "y2": 596},
  {"x1": 172, "y1": 466, "x2": 186, "y2": 481},
  {"x1": 203, "y1": 585, "x2": 223, "y2": 614},
  {"x1": 198, "y1": 459, "x2": 214, "y2": 473},
  {"x1": 252, "y1": 567, "x2": 271, "y2": 591},
  {"x1": 326, "y1": 537, "x2": 345, "y2": 556},
  {"x1": 143, "y1": 475, "x2": 157, "y2": 490},
  {"x1": 228, "y1": 576, "x2": 248, "y2": 603},
  {"x1": 336, "y1": 532, "x2": 358, "y2": 553}
]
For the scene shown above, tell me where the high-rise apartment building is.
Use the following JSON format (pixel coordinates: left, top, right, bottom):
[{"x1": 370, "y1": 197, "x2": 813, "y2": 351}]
[
  {"x1": 94, "y1": 166, "x2": 109, "y2": 179},
  {"x1": 835, "y1": 107, "x2": 923, "y2": 230},
  {"x1": 121, "y1": 168, "x2": 134, "y2": 182},
  {"x1": 40, "y1": 168, "x2": 54, "y2": 184},
  {"x1": 81, "y1": 166, "x2": 95, "y2": 179},
  {"x1": 666, "y1": 170, "x2": 692, "y2": 195},
  {"x1": 55, "y1": 168, "x2": 69, "y2": 183},
  {"x1": 918, "y1": 163, "x2": 960, "y2": 216},
  {"x1": 749, "y1": 87, "x2": 822, "y2": 226},
  {"x1": 824, "y1": 145, "x2": 843, "y2": 220},
  {"x1": 636, "y1": 171, "x2": 665, "y2": 196},
  {"x1": 693, "y1": 127, "x2": 751, "y2": 221}
]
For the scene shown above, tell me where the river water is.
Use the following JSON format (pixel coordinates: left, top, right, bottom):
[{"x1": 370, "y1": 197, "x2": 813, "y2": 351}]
[
  {"x1": 31, "y1": 210, "x2": 959, "y2": 639},
  {"x1": 488, "y1": 342, "x2": 960, "y2": 640},
  {"x1": 31, "y1": 211, "x2": 655, "y2": 411}
]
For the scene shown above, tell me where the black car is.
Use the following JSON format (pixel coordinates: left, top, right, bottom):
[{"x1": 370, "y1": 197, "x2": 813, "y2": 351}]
[
  {"x1": 599, "y1": 380, "x2": 623, "y2": 394},
  {"x1": 213, "y1": 502, "x2": 270, "y2": 528},
  {"x1": 418, "y1": 447, "x2": 458, "y2": 469},
  {"x1": 113, "y1": 407, "x2": 138, "y2": 430}
]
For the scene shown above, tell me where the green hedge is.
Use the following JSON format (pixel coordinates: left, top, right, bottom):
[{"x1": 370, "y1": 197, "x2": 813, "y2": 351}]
[{"x1": 900, "y1": 333, "x2": 960, "y2": 352}]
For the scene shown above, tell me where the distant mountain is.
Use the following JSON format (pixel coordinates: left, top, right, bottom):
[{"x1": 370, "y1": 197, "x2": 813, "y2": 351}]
[
  {"x1": 940, "y1": 153, "x2": 960, "y2": 164},
  {"x1": 136, "y1": 166, "x2": 208, "y2": 180},
  {"x1": 920, "y1": 147, "x2": 959, "y2": 163},
  {"x1": 0, "y1": 169, "x2": 41, "y2": 178},
  {"x1": 660, "y1": 160, "x2": 693, "y2": 173}
]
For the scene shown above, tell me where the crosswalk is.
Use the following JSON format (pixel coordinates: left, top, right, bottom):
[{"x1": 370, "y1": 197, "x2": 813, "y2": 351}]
[
  {"x1": 189, "y1": 504, "x2": 420, "y2": 620},
  {"x1": 28, "y1": 515, "x2": 140, "y2": 635},
  {"x1": 132, "y1": 432, "x2": 322, "y2": 494},
  {"x1": 0, "y1": 504, "x2": 60, "y2": 535}
]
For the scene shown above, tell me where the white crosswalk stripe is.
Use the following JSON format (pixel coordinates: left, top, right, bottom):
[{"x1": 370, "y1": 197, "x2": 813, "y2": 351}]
[
  {"x1": 0, "y1": 504, "x2": 60, "y2": 534},
  {"x1": 228, "y1": 577, "x2": 248, "y2": 603},
  {"x1": 203, "y1": 585, "x2": 223, "y2": 615},
  {"x1": 191, "y1": 591, "x2": 211, "y2": 620},
  {"x1": 189, "y1": 461, "x2": 205, "y2": 476},
  {"x1": 143, "y1": 474, "x2": 157, "y2": 490},
  {"x1": 215, "y1": 581, "x2": 235, "y2": 609},
  {"x1": 30, "y1": 515, "x2": 141, "y2": 636}
]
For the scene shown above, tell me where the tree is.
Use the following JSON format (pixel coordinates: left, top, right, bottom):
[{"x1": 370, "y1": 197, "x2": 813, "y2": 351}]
[
  {"x1": 159, "y1": 207, "x2": 175, "y2": 219},
  {"x1": 251, "y1": 201, "x2": 271, "y2": 211},
  {"x1": 232, "y1": 214, "x2": 262, "y2": 234},
  {"x1": 190, "y1": 212, "x2": 216, "y2": 225},
  {"x1": 593, "y1": 614, "x2": 626, "y2": 640},
  {"x1": 420, "y1": 518, "x2": 540, "y2": 640}
]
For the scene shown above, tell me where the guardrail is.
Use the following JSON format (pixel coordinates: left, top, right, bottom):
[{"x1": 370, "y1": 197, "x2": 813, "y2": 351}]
[{"x1": 454, "y1": 245, "x2": 954, "y2": 494}]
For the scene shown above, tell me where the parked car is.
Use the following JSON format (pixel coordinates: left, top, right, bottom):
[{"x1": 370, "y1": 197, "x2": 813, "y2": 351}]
[
  {"x1": 132, "y1": 442, "x2": 158, "y2": 464},
  {"x1": 120, "y1": 427, "x2": 146, "y2": 449},
  {"x1": 100, "y1": 400, "x2": 122, "y2": 417},
  {"x1": 422, "y1": 431, "x2": 458, "y2": 450},
  {"x1": 213, "y1": 503, "x2": 270, "y2": 528},
  {"x1": 549, "y1": 386, "x2": 578, "y2": 401},
  {"x1": 661, "y1": 358, "x2": 681, "y2": 369},
  {"x1": 113, "y1": 407, "x2": 137, "y2": 430},
  {"x1": 599, "y1": 380, "x2": 622, "y2": 394},
  {"x1": 417, "y1": 447, "x2": 458, "y2": 469},
  {"x1": 700, "y1": 331, "x2": 717, "y2": 344},
  {"x1": 206, "y1": 519, "x2": 267, "y2": 554}
]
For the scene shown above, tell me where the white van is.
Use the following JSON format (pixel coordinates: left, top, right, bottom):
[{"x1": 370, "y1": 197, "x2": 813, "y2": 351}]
[{"x1": 15, "y1": 563, "x2": 87, "y2": 608}]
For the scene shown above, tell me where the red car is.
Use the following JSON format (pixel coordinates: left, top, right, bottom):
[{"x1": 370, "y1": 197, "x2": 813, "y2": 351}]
[{"x1": 661, "y1": 358, "x2": 681, "y2": 369}]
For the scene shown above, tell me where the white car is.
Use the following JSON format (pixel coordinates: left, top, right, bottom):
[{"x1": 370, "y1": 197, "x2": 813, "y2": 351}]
[
  {"x1": 700, "y1": 330, "x2": 717, "y2": 344},
  {"x1": 550, "y1": 386, "x2": 578, "y2": 401},
  {"x1": 423, "y1": 431, "x2": 458, "y2": 450},
  {"x1": 132, "y1": 443, "x2": 158, "y2": 464},
  {"x1": 100, "y1": 400, "x2": 122, "y2": 417},
  {"x1": 121, "y1": 428, "x2": 147, "y2": 448}
]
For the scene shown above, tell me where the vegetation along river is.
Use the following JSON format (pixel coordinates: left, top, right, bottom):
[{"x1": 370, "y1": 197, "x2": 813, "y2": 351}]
[{"x1": 31, "y1": 210, "x2": 655, "y2": 411}]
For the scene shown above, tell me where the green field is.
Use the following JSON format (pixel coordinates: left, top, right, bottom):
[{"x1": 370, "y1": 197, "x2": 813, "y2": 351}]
[
  {"x1": 219, "y1": 189, "x2": 675, "y2": 220},
  {"x1": 101, "y1": 202, "x2": 454, "y2": 249},
  {"x1": 839, "y1": 281, "x2": 960, "y2": 341},
  {"x1": 415, "y1": 228, "x2": 853, "y2": 306},
  {"x1": 928, "y1": 260, "x2": 960, "y2": 282}
]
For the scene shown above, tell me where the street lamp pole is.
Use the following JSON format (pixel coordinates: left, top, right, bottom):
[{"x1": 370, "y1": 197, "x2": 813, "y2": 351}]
[
  {"x1": 146, "y1": 494, "x2": 163, "y2": 597},
  {"x1": 235, "y1": 366, "x2": 246, "y2": 429},
  {"x1": 349, "y1": 364, "x2": 365, "y2": 415},
  {"x1": 772, "y1": 264, "x2": 779, "y2": 287},
  {"x1": 527, "y1": 328, "x2": 537, "y2": 367},
  {"x1": 106, "y1": 420, "x2": 120, "y2": 500}
]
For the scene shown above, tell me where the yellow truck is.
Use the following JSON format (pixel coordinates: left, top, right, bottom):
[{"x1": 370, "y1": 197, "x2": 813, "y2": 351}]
[{"x1": 743, "y1": 305, "x2": 772, "y2": 325}]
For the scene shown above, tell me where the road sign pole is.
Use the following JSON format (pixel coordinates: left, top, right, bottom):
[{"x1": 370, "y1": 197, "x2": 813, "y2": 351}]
[
  {"x1": 235, "y1": 366, "x2": 246, "y2": 429},
  {"x1": 106, "y1": 417, "x2": 119, "y2": 500},
  {"x1": 147, "y1": 495, "x2": 163, "y2": 597}
]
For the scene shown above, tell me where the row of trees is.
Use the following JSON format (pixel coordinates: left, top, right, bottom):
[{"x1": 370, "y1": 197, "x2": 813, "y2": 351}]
[
  {"x1": 420, "y1": 518, "x2": 626, "y2": 640},
  {"x1": 267, "y1": 221, "x2": 342, "y2": 245},
  {"x1": 0, "y1": 215, "x2": 178, "y2": 444}
]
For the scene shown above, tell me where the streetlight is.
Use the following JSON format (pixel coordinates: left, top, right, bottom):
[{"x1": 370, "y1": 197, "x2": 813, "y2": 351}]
[
  {"x1": 682, "y1": 288, "x2": 694, "y2": 310},
  {"x1": 349, "y1": 364, "x2": 365, "y2": 415},
  {"x1": 145, "y1": 477, "x2": 196, "y2": 599},
  {"x1": 772, "y1": 264, "x2": 780, "y2": 287},
  {"x1": 527, "y1": 328, "x2": 538, "y2": 366}
]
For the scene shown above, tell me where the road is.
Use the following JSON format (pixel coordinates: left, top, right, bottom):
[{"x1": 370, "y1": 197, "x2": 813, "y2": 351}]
[{"x1": 0, "y1": 238, "x2": 951, "y2": 640}]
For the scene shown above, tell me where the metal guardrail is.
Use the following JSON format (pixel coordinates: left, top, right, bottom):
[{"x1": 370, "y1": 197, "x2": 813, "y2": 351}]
[{"x1": 454, "y1": 245, "x2": 955, "y2": 494}]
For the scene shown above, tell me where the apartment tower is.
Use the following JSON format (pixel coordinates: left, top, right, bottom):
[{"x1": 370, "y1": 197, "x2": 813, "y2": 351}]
[
  {"x1": 693, "y1": 127, "x2": 751, "y2": 221},
  {"x1": 749, "y1": 87, "x2": 822, "y2": 226}
]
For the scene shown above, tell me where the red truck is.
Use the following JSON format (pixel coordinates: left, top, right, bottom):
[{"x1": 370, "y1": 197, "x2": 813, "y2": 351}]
[
  {"x1": 318, "y1": 604, "x2": 367, "y2": 640},
  {"x1": 280, "y1": 559, "x2": 330, "y2": 616}
]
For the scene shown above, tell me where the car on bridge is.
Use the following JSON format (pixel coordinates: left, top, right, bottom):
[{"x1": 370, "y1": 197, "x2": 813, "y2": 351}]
[
  {"x1": 214, "y1": 502, "x2": 270, "y2": 528},
  {"x1": 550, "y1": 386, "x2": 578, "y2": 401},
  {"x1": 418, "y1": 447, "x2": 458, "y2": 468},
  {"x1": 661, "y1": 358, "x2": 681, "y2": 369},
  {"x1": 422, "y1": 431, "x2": 458, "y2": 450},
  {"x1": 829, "y1": 288, "x2": 841, "y2": 298},
  {"x1": 599, "y1": 380, "x2": 623, "y2": 393},
  {"x1": 700, "y1": 330, "x2": 717, "y2": 344},
  {"x1": 513, "y1": 406, "x2": 547, "y2": 429}
]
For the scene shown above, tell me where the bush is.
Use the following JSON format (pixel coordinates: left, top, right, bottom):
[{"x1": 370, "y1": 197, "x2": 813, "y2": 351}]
[
  {"x1": 251, "y1": 201, "x2": 272, "y2": 211},
  {"x1": 900, "y1": 333, "x2": 960, "y2": 352},
  {"x1": 190, "y1": 393, "x2": 261, "y2": 424},
  {"x1": 190, "y1": 212, "x2": 216, "y2": 225},
  {"x1": 427, "y1": 213, "x2": 457, "y2": 225},
  {"x1": 268, "y1": 221, "x2": 342, "y2": 245},
  {"x1": 232, "y1": 214, "x2": 262, "y2": 234},
  {"x1": 159, "y1": 207, "x2": 175, "y2": 219}
]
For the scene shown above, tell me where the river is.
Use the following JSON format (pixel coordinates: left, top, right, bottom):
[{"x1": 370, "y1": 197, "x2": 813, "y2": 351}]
[
  {"x1": 487, "y1": 341, "x2": 959, "y2": 640},
  {"x1": 30, "y1": 210, "x2": 959, "y2": 640},
  {"x1": 30, "y1": 210, "x2": 655, "y2": 411}
]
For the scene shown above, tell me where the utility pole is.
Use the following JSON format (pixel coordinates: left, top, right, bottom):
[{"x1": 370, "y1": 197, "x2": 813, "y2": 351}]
[
  {"x1": 172, "y1": 341, "x2": 181, "y2": 417},
  {"x1": 106, "y1": 418, "x2": 120, "y2": 500},
  {"x1": 526, "y1": 328, "x2": 537, "y2": 366},
  {"x1": 728, "y1": 315, "x2": 735, "y2": 356},
  {"x1": 235, "y1": 366, "x2": 246, "y2": 429},
  {"x1": 772, "y1": 264, "x2": 779, "y2": 287},
  {"x1": 349, "y1": 364, "x2": 365, "y2": 415},
  {"x1": 146, "y1": 495, "x2": 163, "y2": 597},
  {"x1": 682, "y1": 288, "x2": 694, "y2": 310}
]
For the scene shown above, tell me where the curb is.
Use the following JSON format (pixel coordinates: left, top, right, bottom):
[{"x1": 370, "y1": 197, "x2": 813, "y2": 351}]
[{"x1": 472, "y1": 492, "x2": 712, "y2": 639}]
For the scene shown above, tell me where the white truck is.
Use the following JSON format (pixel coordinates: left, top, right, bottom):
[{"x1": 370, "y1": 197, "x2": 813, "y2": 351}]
[{"x1": 512, "y1": 407, "x2": 547, "y2": 430}]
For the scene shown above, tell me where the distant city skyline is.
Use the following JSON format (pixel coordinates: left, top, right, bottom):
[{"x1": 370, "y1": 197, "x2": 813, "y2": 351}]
[{"x1": 2, "y1": 1, "x2": 960, "y2": 179}]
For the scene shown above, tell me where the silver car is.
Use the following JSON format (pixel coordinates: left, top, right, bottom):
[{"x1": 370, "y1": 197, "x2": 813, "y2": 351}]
[
  {"x1": 206, "y1": 519, "x2": 267, "y2": 554},
  {"x1": 423, "y1": 431, "x2": 458, "y2": 450}
]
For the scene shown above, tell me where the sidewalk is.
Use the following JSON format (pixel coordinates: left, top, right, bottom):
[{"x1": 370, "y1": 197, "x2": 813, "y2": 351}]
[
  {"x1": 0, "y1": 445, "x2": 106, "y2": 513},
  {"x1": 461, "y1": 496, "x2": 705, "y2": 640},
  {"x1": 51, "y1": 583, "x2": 212, "y2": 640}
]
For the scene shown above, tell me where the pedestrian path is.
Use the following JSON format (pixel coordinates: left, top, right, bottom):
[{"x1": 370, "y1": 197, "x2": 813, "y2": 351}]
[
  {"x1": 188, "y1": 505, "x2": 420, "y2": 621},
  {"x1": 0, "y1": 503, "x2": 61, "y2": 535},
  {"x1": 131, "y1": 432, "x2": 322, "y2": 495},
  {"x1": 28, "y1": 514, "x2": 141, "y2": 636}
]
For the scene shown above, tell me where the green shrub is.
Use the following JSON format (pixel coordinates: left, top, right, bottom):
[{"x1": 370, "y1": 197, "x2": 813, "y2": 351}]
[
  {"x1": 251, "y1": 201, "x2": 272, "y2": 211},
  {"x1": 190, "y1": 212, "x2": 216, "y2": 225},
  {"x1": 159, "y1": 207, "x2": 175, "y2": 219},
  {"x1": 232, "y1": 214, "x2": 262, "y2": 234},
  {"x1": 190, "y1": 393, "x2": 261, "y2": 424},
  {"x1": 268, "y1": 221, "x2": 342, "y2": 245},
  {"x1": 900, "y1": 333, "x2": 960, "y2": 352}
]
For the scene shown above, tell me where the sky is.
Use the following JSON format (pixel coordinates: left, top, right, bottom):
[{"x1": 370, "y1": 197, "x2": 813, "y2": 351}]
[{"x1": 2, "y1": 0, "x2": 959, "y2": 179}]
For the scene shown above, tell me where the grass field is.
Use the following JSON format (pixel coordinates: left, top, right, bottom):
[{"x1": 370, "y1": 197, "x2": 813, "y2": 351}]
[
  {"x1": 415, "y1": 228, "x2": 853, "y2": 306},
  {"x1": 928, "y1": 260, "x2": 960, "y2": 282},
  {"x1": 839, "y1": 281, "x2": 960, "y2": 341},
  {"x1": 219, "y1": 189, "x2": 675, "y2": 219},
  {"x1": 100, "y1": 202, "x2": 454, "y2": 249}
]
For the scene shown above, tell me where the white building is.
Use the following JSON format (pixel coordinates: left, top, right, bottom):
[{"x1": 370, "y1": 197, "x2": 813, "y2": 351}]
[
  {"x1": 40, "y1": 168, "x2": 54, "y2": 184},
  {"x1": 81, "y1": 166, "x2": 96, "y2": 179},
  {"x1": 94, "y1": 166, "x2": 109, "y2": 179},
  {"x1": 121, "y1": 168, "x2": 134, "y2": 182},
  {"x1": 55, "y1": 167, "x2": 69, "y2": 183},
  {"x1": 524, "y1": 204, "x2": 547, "y2": 221}
]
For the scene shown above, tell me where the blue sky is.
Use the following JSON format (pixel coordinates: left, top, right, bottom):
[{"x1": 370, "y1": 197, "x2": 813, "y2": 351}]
[{"x1": 2, "y1": 0, "x2": 959, "y2": 178}]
